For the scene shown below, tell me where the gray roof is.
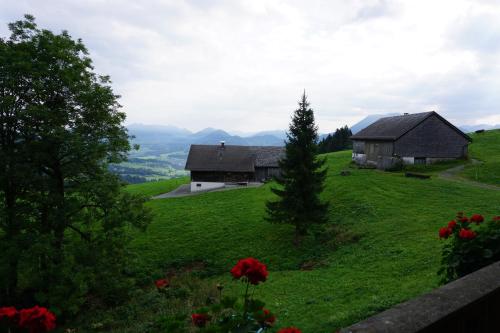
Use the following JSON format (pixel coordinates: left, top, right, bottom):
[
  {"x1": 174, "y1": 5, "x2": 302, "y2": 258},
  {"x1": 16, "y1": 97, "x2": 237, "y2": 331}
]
[
  {"x1": 185, "y1": 144, "x2": 284, "y2": 172},
  {"x1": 350, "y1": 111, "x2": 471, "y2": 141}
]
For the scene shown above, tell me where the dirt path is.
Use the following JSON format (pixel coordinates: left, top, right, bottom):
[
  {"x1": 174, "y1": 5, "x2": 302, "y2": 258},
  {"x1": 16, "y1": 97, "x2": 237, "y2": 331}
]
[{"x1": 438, "y1": 160, "x2": 500, "y2": 191}]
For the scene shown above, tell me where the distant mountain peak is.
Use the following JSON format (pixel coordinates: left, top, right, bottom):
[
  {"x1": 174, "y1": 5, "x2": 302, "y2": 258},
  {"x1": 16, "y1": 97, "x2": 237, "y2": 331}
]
[{"x1": 193, "y1": 127, "x2": 219, "y2": 136}]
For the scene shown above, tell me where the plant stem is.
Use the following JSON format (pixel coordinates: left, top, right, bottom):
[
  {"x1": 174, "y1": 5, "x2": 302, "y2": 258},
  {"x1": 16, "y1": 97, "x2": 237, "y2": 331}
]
[{"x1": 243, "y1": 280, "x2": 250, "y2": 318}]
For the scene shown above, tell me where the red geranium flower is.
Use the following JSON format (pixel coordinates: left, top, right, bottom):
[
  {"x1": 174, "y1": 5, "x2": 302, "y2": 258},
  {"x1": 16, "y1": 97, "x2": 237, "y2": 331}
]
[
  {"x1": 459, "y1": 217, "x2": 469, "y2": 223},
  {"x1": 18, "y1": 306, "x2": 56, "y2": 333},
  {"x1": 230, "y1": 257, "x2": 268, "y2": 285},
  {"x1": 447, "y1": 220, "x2": 457, "y2": 229},
  {"x1": 439, "y1": 227, "x2": 452, "y2": 239},
  {"x1": 470, "y1": 214, "x2": 484, "y2": 224},
  {"x1": 493, "y1": 216, "x2": 500, "y2": 221},
  {"x1": 191, "y1": 313, "x2": 209, "y2": 327},
  {"x1": 459, "y1": 228, "x2": 477, "y2": 240},
  {"x1": 256, "y1": 308, "x2": 276, "y2": 326},
  {"x1": 277, "y1": 327, "x2": 302, "y2": 333},
  {"x1": 155, "y1": 278, "x2": 169, "y2": 289},
  {"x1": 0, "y1": 306, "x2": 18, "y2": 324}
]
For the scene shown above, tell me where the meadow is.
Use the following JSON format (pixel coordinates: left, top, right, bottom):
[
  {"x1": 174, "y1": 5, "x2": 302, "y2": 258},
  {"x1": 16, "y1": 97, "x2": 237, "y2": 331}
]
[
  {"x1": 462, "y1": 129, "x2": 500, "y2": 185},
  {"x1": 80, "y1": 131, "x2": 500, "y2": 332}
]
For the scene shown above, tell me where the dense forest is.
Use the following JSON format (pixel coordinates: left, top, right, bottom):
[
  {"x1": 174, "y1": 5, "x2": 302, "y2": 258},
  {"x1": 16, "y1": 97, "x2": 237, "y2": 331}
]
[{"x1": 318, "y1": 126, "x2": 353, "y2": 153}]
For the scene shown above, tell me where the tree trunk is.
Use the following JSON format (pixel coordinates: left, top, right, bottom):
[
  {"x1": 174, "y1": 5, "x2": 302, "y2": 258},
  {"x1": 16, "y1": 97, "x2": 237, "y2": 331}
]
[
  {"x1": 52, "y1": 161, "x2": 66, "y2": 266},
  {"x1": 294, "y1": 226, "x2": 301, "y2": 247},
  {"x1": 5, "y1": 180, "x2": 19, "y2": 302}
]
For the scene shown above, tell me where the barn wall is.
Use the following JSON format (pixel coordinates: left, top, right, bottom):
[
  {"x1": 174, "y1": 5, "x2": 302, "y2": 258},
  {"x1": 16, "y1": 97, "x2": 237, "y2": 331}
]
[
  {"x1": 254, "y1": 168, "x2": 266, "y2": 181},
  {"x1": 191, "y1": 171, "x2": 253, "y2": 183},
  {"x1": 254, "y1": 167, "x2": 281, "y2": 181},
  {"x1": 352, "y1": 140, "x2": 365, "y2": 154},
  {"x1": 394, "y1": 115, "x2": 469, "y2": 158},
  {"x1": 365, "y1": 141, "x2": 394, "y2": 164},
  {"x1": 267, "y1": 167, "x2": 281, "y2": 179}
]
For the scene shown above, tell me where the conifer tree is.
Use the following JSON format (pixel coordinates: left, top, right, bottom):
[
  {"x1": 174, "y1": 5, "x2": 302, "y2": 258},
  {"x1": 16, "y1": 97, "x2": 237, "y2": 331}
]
[
  {"x1": 318, "y1": 125, "x2": 353, "y2": 153},
  {"x1": 266, "y1": 92, "x2": 328, "y2": 245}
]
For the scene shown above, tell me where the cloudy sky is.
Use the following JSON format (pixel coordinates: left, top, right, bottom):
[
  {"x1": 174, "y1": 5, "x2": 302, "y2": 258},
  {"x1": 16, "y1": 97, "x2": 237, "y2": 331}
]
[{"x1": 2, "y1": 0, "x2": 500, "y2": 133}]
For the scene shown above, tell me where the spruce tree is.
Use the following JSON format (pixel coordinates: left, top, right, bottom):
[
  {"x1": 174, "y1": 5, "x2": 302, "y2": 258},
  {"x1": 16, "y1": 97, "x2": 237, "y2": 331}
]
[{"x1": 266, "y1": 92, "x2": 328, "y2": 245}]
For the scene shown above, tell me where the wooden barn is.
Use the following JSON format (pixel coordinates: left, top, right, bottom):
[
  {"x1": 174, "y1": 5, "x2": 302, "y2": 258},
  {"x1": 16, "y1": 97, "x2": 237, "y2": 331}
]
[
  {"x1": 350, "y1": 111, "x2": 472, "y2": 169},
  {"x1": 185, "y1": 142, "x2": 284, "y2": 192}
]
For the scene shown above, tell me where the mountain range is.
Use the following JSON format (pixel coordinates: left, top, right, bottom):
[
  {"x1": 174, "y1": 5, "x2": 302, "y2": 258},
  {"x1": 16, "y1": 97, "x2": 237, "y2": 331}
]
[
  {"x1": 127, "y1": 124, "x2": 287, "y2": 148},
  {"x1": 127, "y1": 116, "x2": 500, "y2": 155}
]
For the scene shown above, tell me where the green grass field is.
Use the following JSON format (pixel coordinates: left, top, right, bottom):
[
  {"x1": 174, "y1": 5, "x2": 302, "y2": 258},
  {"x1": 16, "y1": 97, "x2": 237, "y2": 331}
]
[
  {"x1": 462, "y1": 129, "x2": 500, "y2": 185},
  {"x1": 124, "y1": 176, "x2": 189, "y2": 197},
  {"x1": 87, "y1": 130, "x2": 500, "y2": 332}
]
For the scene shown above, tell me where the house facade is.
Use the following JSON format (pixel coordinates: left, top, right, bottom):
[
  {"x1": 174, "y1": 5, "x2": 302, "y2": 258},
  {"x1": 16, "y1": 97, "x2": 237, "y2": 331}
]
[
  {"x1": 351, "y1": 111, "x2": 471, "y2": 169},
  {"x1": 185, "y1": 143, "x2": 284, "y2": 192}
]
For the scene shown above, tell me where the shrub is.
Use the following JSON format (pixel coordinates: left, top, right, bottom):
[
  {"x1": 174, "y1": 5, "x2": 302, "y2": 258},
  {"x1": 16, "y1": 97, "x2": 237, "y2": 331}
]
[
  {"x1": 190, "y1": 257, "x2": 301, "y2": 332},
  {"x1": 0, "y1": 305, "x2": 56, "y2": 333},
  {"x1": 438, "y1": 212, "x2": 500, "y2": 283}
]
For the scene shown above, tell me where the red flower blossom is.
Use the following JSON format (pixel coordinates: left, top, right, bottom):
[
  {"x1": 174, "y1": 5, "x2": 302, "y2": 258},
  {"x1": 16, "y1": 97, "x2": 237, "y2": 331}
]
[
  {"x1": 18, "y1": 306, "x2": 56, "y2": 333},
  {"x1": 459, "y1": 228, "x2": 477, "y2": 240},
  {"x1": 459, "y1": 217, "x2": 469, "y2": 223},
  {"x1": 470, "y1": 214, "x2": 484, "y2": 224},
  {"x1": 155, "y1": 278, "x2": 169, "y2": 289},
  {"x1": 230, "y1": 257, "x2": 268, "y2": 285},
  {"x1": 447, "y1": 220, "x2": 457, "y2": 229},
  {"x1": 493, "y1": 216, "x2": 500, "y2": 221},
  {"x1": 277, "y1": 327, "x2": 302, "y2": 333},
  {"x1": 256, "y1": 308, "x2": 276, "y2": 326},
  {"x1": 0, "y1": 306, "x2": 18, "y2": 324},
  {"x1": 439, "y1": 227, "x2": 452, "y2": 239},
  {"x1": 191, "y1": 313, "x2": 209, "y2": 327}
]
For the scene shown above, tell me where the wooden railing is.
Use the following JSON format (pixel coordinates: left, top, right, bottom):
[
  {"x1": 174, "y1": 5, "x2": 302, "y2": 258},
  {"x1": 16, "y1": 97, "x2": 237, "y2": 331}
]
[{"x1": 340, "y1": 261, "x2": 500, "y2": 333}]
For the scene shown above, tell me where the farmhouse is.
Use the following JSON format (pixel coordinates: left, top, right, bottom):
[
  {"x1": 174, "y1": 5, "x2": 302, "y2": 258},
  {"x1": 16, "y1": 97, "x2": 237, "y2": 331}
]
[
  {"x1": 185, "y1": 142, "x2": 284, "y2": 192},
  {"x1": 350, "y1": 111, "x2": 472, "y2": 169}
]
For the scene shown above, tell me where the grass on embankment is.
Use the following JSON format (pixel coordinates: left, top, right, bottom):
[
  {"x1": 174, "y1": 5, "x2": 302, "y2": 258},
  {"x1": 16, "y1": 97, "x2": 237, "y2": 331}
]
[
  {"x1": 124, "y1": 176, "x2": 189, "y2": 197},
  {"x1": 115, "y1": 147, "x2": 500, "y2": 332},
  {"x1": 462, "y1": 129, "x2": 500, "y2": 185}
]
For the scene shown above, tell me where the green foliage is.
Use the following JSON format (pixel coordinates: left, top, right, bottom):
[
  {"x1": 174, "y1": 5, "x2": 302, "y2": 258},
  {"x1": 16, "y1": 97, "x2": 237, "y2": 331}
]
[
  {"x1": 318, "y1": 126, "x2": 353, "y2": 154},
  {"x1": 266, "y1": 92, "x2": 329, "y2": 244},
  {"x1": 190, "y1": 279, "x2": 277, "y2": 333},
  {"x1": 71, "y1": 273, "x2": 219, "y2": 333},
  {"x1": 403, "y1": 159, "x2": 466, "y2": 174},
  {"x1": 0, "y1": 15, "x2": 151, "y2": 314},
  {"x1": 439, "y1": 214, "x2": 500, "y2": 283}
]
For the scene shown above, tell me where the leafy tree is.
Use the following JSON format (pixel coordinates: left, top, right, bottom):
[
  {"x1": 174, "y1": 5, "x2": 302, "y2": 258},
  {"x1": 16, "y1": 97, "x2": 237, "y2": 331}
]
[
  {"x1": 266, "y1": 92, "x2": 328, "y2": 245},
  {"x1": 318, "y1": 126, "x2": 353, "y2": 154},
  {"x1": 0, "y1": 15, "x2": 151, "y2": 312}
]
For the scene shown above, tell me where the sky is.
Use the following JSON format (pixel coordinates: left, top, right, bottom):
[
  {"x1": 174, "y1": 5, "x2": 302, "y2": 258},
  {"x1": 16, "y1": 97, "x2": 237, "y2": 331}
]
[{"x1": 1, "y1": 0, "x2": 500, "y2": 133}]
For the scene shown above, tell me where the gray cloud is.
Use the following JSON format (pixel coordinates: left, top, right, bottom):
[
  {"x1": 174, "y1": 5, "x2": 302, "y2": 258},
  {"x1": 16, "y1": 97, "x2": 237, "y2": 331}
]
[
  {"x1": 451, "y1": 13, "x2": 500, "y2": 53},
  {"x1": 1, "y1": 0, "x2": 500, "y2": 132}
]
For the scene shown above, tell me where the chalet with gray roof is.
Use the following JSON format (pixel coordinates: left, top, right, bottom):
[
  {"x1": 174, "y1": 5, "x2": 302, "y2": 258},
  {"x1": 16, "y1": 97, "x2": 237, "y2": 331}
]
[
  {"x1": 185, "y1": 142, "x2": 284, "y2": 192},
  {"x1": 350, "y1": 111, "x2": 472, "y2": 169}
]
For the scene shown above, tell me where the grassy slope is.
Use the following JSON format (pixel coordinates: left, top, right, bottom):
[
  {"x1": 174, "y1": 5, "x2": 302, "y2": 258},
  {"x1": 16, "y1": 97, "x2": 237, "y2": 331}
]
[
  {"x1": 462, "y1": 129, "x2": 500, "y2": 185},
  {"x1": 125, "y1": 143, "x2": 500, "y2": 332},
  {"x1": 124, "y1": 176, "x2": 189, "y2": 197}
]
